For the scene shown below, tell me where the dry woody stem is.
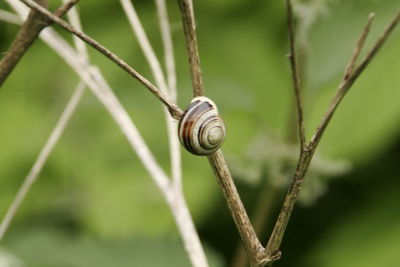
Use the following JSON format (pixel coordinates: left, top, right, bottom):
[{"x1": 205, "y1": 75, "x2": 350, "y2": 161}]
[
  {"x1": 285, "y1": 0, "x2": 306, "y2": 150},
  {"x1": 177, "y1": 0, "x2": 205, "y2": 97},
  {"x1": 265, "y1": 6, "x2": 400, "y2": 264},
  {"x1": 208, "y1": 151, "x2": 269, "y2": 265},
  {"x1": 309, "y1": 10, "x2": 400, "y2": 150},
  {"x1": 18, "y1": 0, "x2": 182, "y2": 120},
  {"x1": 176, "y1": 1, "x2": 270, "y2": 264},
  {"x1": 0, "y1": 0, "x2": 79, "y2": 87}
]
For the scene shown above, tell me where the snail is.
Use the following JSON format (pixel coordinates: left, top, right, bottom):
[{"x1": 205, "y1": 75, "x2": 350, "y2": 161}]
[{"x1": 178, "y1": 97, "x2": 226, "y2": 156}]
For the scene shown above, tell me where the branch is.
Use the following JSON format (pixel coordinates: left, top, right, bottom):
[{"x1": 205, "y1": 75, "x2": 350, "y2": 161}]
[
  {"x1": 286, "y1": 0, "x2": 306, "y2": 150},
  {"x1": 176, "y1": 0, "x2": 271, "y2": 263},
  {"x1": 0, "y1": 0, "x2": 79, "y2": 87},
  {"x1": 0, "y1": 82, "x2": 85, "y2": 241},
  {"x1": 18, "y1": 0, "x2": 182, "y2": 120},
  {"x1": 177, "y1": 0, "x2": 205, "y2": 97},
  {"x1": 343, "y1": 13, "x2": 375, "y2": 80},
  {"x1": 53, "y1": 0, "x2": 79, "y2": 17},
  {"x1": 207, "y1": 151, "x2": 270, "y2": 265},
  {"x1": 264, "y1": 10, "x2": 400, "y2": 263},
  {"x1": 309, "y1": 10, "x2": 400, "y2": 150}
]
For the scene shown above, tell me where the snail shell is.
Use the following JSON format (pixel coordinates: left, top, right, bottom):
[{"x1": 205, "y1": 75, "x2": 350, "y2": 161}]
[{"x1": 178, "y1": 97, "x2": 226, "y2": 156}]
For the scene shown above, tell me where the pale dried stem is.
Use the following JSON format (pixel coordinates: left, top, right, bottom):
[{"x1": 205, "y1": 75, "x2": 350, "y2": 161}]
[
  {"x1": 154, "y1": 0, "x2": 182, "y2": 191},
  {"x1": 165, "y1": 188, "x2": 209, "y2": 267},
  {"x1": 0, "y1": 82, "x2": 85, "y2": 241},
  {"x1": 0, "y1": 9, "x2": 21, "y2": 24},
  {"x1": 0, "y1": 0, "x2": 80, "y2": 241},
  {"x1": 42, "y1": 28, "x2": 172, "y2": 194},
  {"x1": 155, "y1": 0, "x2": 178, "y2": 102},
  {"x1": 119, "y1": 2, "x2": 205, "y2": 265},
  {"x1": 6, "y1": 3, "x2": 207, "y2": 267},
  {"x1": 18, "y1": 0, "x2": 182, "y2": 119},
  {"x1": 119, "y1": 0, "x2": 169, "y2": 95},
  {"x1": 7, "y1": 0, "x2": 171, "y2": 208}
]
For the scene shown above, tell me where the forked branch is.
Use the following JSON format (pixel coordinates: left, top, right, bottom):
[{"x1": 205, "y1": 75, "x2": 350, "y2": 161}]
[
  {"x1": 309, "y1": 10, "x2": 400, "y2": 149},
  {"x1": 265, "y1": 5, "x2": 400, "y2": 264}
]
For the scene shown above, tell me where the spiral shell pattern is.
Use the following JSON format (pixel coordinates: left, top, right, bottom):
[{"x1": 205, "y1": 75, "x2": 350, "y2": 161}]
[{"x1": 178, "y1": 97, "x2": 226, "y2": 156}]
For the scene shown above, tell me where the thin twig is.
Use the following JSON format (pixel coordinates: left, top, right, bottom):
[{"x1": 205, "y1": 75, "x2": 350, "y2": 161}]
[
  {"x1": 177, "y1": 0, "x2": 204, "y2": 97},
  {"x1": 53, "y1": 0, "x2": 79, "y2": 17},
  {"x1": 286, "y1": 0, "x2": 306, "y2": 150},
  {"x1": 0, "y1": 82, "x2": 85, "y2": 241},
  {"x1": 343, "y1": 13, "x2": 375, "y2": 80},
  {"x1": 155, "y1": 0, "x2": 178, "y2": 102},
  {"x1": 18, "y1": 0, "x2": 182, "y2": 119},
  {"x1": 154, "y1": 0, "x2": 183, "y2": 189},
  {"x1": 119, "y1": 0, "x2": 169, "y2": 95},
  {"x1": 309, "y1": 10, "x2": 400, "y2": 150},
  {"x1": 0, "y1": 0, "x2": 79, "y2": 87},
  {"x1": 265, "y1": 11, "x2": 400, "y2": 263}
]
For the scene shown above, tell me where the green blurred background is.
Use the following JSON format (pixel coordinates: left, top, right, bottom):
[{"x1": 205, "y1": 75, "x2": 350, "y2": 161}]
[{"x1": 0, "y1": 0, "x2": 400, "y2": 266}]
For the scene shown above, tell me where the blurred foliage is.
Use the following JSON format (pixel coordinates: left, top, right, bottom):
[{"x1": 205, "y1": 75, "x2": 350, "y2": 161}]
[
  {"x1": 1, "y1": 227, "x2": 222, "y2": 267},
  {"x1": 0, "y1": 0, "x2": 399, "y2": 266},
  {"x1": 229, "y1": 133, "x2": 351, "y2": 205}
]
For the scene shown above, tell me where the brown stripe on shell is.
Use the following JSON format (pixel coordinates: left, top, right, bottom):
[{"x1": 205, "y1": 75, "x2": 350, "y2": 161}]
[{"x1": 180, "y1": 100, "x2": 212, "y2": 154}]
